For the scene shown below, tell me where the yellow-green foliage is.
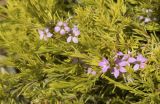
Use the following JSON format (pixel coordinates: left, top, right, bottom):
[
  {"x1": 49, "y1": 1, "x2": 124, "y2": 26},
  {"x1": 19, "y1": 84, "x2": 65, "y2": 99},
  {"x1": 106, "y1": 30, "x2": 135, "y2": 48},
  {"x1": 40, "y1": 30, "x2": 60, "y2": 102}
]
[{"x1": 0, "y1": 0, "x2": 160, "y2": 103}]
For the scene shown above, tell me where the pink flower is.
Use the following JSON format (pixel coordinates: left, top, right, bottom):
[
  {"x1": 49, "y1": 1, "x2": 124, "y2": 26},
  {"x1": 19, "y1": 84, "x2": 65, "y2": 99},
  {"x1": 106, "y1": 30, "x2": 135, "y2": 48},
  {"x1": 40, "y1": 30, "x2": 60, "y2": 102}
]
[
  {"x1": 112, "y1": 64, "x2": 127, "y2": 78},
  {"x1": 54, "y1": 21, "x2": 71, "y2": 35},
  {"x1": 99, "y1": 58, "x2": 110, "y2": 73},
  {"x1": 133, "y1": 54, "x2": 147, "y2": 71},
  {"x1": 67, "y1": 25, "x2": 80, "y2": 43},
  {"x1": 67, "y1": 36, "x2": 78, "y2": 43},
  {"x1": 120, "y1": 54, "x2": 136, "y2": 66},
  {"x1": 38, "y1": 28, "x2": 53, "y2": 41},
  {"x1": 115, "y1": 51, "x2": 136, "y2": 67},
  {"x1": 72, "y1": 25, "x2": 80, "y2": 36}
]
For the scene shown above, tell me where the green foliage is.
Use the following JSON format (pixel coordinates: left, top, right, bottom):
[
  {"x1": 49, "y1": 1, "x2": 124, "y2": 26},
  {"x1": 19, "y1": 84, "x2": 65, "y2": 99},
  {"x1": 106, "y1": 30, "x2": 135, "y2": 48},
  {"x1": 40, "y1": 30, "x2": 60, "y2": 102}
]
[{"x1": 0, "y1": 0, "x2": 160, "y2": 103}]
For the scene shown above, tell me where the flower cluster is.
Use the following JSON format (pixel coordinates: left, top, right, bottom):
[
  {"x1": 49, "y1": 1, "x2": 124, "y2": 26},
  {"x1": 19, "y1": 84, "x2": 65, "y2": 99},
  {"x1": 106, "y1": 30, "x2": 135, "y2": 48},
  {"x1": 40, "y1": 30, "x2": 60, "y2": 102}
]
[
  {"x1": 99, "y1": 51, "x2": 147, "y2": 78},
  {"x1": 54, "y1": 21, "x2": 70, "y2": 35},
  {"x1": 38, "y1": 28, "x2": 53, "y2": 41},
  {"x1": 138, "y1": 8, "x2": 157, "y2": 23},
  {"x1": 54, "y1": 21, "x2": 80, "y2": 43},
  {"x1": 67, "y1": 25, "x2": 80, "y2": 43},
  {"x1": 38, "y1": 20, "x2": 80, "y2": 43}
]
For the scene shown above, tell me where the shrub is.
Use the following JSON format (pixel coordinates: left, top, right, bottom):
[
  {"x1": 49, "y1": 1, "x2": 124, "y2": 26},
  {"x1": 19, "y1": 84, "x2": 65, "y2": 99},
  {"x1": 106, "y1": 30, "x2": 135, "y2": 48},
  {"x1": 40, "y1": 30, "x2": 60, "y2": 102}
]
[{"x1": 0, "y1": 0, "x2": 160, "y2": 103}]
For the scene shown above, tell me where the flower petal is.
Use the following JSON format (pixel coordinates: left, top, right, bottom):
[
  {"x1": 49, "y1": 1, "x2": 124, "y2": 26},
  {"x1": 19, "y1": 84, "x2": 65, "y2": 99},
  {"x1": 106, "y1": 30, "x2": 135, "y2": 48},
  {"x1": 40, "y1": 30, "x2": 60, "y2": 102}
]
[
  {"x1": 141, "y1": 57, "x2": 147, "y2": 63},
  {"x1": 139, "y1": 16, "x2": 144, "y2": 20},
  {"x1": 64, "y1": 26, "x2": 70, "y2": 32},
  {"x1": 144, "y1": 17, "x2": 151, "y2": 23},
  {"x1": 45, "y1": 28, "x2": 49, "y2": 33},
  {"x1": 60, "y1": 29, "x2": 66, "y2": 35},
  {"x1": 72, "y1": 37, "x2": 78, "y2": 43},
  {"x1": 119, "y1": 61, "x2": 129, "y2": 67},
  {"x1": 115, "y1": 58, "x2": 121, "y2": 64},
  {"x1": 128, "y1": 57, "x2": 136, "y2": 63},
  {"x1": 67, "y1": 36, "x2": 72, "y2": 43},
  {"x1": 133, "y1": 64, "x2": 139, "y2": 71},
  {"x1": 102, "y1": 66, "x2": 109, "y2": 73},
  {"x1": 102, "y1": 58, "x2": 109, "y2": 64},
  {"x1": 113, "y1": 68, "x2": 119, "y2": 78},
  {"x1": 99, "y1": 61, "x2": 105, "y2": 67},
  {"x1": 119, "y1": 67, "x2": 127, "y2": 73},
  {"x1": 122, "y1": 54, "x2": 129, "y2": 61},
  {"x1": 99, "y1": 58, "x2": 110, "y2": 69},
  {"x1": 117, "y1": 52, "x2": 123, "y2": 56},
  {"x1": 38, "y1": 29, "x2": 44, "y2": 40},
  {"x1": 54, "y1": 26, "x2": 60, "y2": 32},
  {"x1": 57, "y1": 21, "x2": 63, "y2": 26},
  {"x1": 137, "y1": 54, "x2": 147, "y2": 63},
  {"x1": 63, "y1": 22, "x2": 68, "y2": 27},
  {"x1": 47, "y1": 32, "x2": 53, "y2": 37},
  {"x1": 137, "y1": 54, "x2": 143, "y2": 61},
  {"x1": 140, "y1": 63, "x2": 146, "y2": 69},
  {"x1": 73, "y1": 30, "x2": 80, "y2": 36},
  {"x1": 72, "y1": 25, "x2": 78, "y2": 31}
]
